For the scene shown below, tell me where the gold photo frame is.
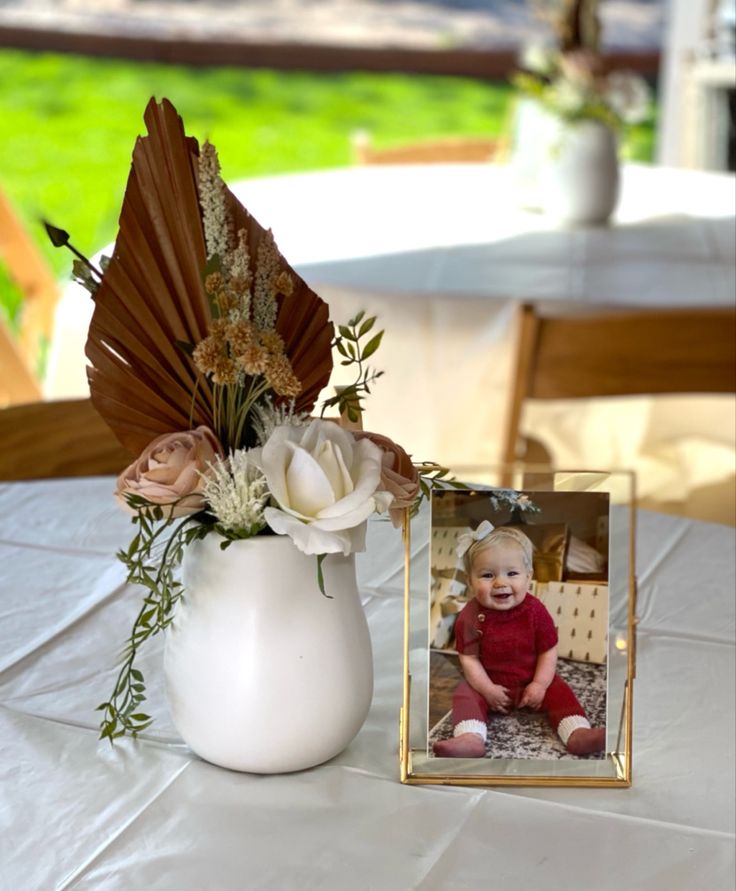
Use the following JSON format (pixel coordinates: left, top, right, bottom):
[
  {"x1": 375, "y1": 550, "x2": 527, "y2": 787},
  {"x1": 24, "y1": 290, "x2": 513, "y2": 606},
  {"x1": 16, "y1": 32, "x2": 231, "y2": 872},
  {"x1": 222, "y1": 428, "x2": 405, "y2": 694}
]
[{"x1": 399, "y1": 465, "x2": 636, "y2": 787}]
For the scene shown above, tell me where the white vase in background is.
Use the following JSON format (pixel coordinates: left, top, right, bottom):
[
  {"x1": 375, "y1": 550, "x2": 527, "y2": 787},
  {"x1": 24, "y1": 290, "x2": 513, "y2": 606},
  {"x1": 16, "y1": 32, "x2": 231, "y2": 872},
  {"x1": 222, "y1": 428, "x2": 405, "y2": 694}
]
[
  {"x1": 541, "y1": 120, "x2": 620, "y2": 226},
  {"x1": 509, "y1": 98, "x2": 560, "y2": 211},
  {"x1": 164, "y1": 533, "x2": 373, "y2": 773}
]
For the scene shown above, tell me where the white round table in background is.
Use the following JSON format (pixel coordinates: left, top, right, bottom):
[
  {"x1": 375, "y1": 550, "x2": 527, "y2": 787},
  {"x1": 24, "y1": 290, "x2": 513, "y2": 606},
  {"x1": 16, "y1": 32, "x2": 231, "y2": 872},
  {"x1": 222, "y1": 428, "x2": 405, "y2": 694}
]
[{"x1": 45, "y1": 162, "x2": 736, "y2": 514}]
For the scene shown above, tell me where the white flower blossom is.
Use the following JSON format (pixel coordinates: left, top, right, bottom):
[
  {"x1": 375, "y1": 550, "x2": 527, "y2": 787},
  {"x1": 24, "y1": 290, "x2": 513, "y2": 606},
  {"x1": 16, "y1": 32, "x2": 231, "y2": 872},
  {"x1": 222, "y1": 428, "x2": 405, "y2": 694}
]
[
  {"x1": 604, "y1": 71, "x2": 650, "y2": 124},
  {"x1": 549, "y1": 79, "x2": 589, "y2": 115},
  {"x1": 202, "y1": 450, "x2": 269, "y2": 533},
  {"x1": 250, "y1": 419, "x2": 392, "y2": 556},
  {"x1": 252, "y1": 397, "x2": 311, "y2": 446},
  {"x1": 520, "y1": 43, "x2": 557, "y2": 76}
]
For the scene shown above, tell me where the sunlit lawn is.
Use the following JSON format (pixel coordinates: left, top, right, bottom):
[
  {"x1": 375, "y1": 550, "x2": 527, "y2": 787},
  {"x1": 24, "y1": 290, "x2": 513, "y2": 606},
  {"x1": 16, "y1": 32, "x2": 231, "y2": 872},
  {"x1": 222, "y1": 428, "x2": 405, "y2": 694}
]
[{"x1": 0, "y1": 48, "x2": 656, "y2": 326}]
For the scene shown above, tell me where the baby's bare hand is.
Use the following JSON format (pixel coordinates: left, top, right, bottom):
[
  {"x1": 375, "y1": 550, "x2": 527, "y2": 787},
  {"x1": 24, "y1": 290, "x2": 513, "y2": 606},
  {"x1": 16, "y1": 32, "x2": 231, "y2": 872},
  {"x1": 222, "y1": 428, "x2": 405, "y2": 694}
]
[
  {"x1": 485, "y1": 684, "x2": 511, "y2": 713},
  {"x1": 520, "y1": 682, "x2": 545, "y2": 710}
]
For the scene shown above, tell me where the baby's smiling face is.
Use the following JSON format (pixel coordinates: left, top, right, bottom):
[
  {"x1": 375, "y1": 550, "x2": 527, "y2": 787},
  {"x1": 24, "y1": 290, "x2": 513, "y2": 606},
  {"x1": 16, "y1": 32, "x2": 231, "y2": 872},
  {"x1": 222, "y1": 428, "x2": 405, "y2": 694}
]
[{"x1": 468, "y1": 541, "x2": 532, "y2": 611}]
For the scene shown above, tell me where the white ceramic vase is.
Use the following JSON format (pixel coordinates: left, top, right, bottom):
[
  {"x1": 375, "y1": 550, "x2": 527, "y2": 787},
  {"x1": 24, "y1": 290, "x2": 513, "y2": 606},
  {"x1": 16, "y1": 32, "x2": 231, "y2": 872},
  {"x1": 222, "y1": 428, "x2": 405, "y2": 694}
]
[
  {"x1": 542, "y1": 119, "x2": 620, "y2": 226},
  {"x1": 164, "y1": 532, "x2": 373, "y2": 773}
]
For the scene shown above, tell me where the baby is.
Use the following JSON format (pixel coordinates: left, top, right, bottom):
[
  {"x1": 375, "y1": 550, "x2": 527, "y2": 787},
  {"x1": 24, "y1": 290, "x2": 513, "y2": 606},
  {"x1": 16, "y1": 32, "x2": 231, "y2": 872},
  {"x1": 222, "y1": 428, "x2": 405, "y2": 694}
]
[{"x1": 432, "y1": 522, "x2": 605, "y2": 758}]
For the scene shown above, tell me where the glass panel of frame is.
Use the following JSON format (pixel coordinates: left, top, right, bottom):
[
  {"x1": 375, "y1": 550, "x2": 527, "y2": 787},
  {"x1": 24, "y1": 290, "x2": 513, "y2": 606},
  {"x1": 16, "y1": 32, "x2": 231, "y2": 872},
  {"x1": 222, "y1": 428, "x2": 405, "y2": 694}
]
[{"x1": 400, "y1": 464, "x2": 636, "y2": 787}]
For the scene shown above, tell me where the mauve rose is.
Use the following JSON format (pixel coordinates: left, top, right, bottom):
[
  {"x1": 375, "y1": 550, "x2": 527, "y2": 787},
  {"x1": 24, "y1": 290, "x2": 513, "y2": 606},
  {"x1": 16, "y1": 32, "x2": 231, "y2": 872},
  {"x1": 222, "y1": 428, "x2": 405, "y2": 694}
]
[
  {"x1": 559, "y1": 49, "x2": 602, "y2": 84},
  {"x1": 115, "y1": 426, "x2": 223, "y2": 518},
  {"x1": 353, "y1": 431, "x2": 420, "y2": 527}
]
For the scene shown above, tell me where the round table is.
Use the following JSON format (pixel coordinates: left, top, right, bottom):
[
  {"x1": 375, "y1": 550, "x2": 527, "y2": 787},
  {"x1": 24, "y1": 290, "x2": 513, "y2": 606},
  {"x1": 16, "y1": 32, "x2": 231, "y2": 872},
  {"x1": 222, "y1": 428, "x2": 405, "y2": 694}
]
[{"x1": 45, "y1": 162, "x2": 736, "y2": 512}]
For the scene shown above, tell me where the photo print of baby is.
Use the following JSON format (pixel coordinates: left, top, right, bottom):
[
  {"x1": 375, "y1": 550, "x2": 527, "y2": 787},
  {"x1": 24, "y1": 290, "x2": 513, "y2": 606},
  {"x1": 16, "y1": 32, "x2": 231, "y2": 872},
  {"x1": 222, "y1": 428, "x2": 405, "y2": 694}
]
[{"x1": 428, "y1": 486, "x2": 610, "y2": 762}]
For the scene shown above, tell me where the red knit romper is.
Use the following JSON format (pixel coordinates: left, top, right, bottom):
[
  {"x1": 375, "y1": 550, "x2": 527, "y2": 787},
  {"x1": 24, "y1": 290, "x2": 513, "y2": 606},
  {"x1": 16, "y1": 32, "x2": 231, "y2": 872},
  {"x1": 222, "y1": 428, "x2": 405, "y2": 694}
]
[{"x1": 452, "y1": 595, "x2": 588, "y2": 733}]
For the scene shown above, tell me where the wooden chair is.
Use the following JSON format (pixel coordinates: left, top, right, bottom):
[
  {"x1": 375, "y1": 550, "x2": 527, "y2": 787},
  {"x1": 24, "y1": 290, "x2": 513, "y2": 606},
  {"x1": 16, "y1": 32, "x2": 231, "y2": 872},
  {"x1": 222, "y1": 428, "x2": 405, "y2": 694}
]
[
  {"x1": 0, "y1": 398, "x2": 131, "y2": 480},
  {"x1": 0, "y1": 390, "x2": 361, "y2": 482},
  {"x1": 0, "y1": 186, "x2": 61, "y2": 405},
  {"x1": 352, "y1": 131, "x2": 507, "y2": 165},
  {"x1": 502, "y1": 302, "x2": 736, "y2": 471}
]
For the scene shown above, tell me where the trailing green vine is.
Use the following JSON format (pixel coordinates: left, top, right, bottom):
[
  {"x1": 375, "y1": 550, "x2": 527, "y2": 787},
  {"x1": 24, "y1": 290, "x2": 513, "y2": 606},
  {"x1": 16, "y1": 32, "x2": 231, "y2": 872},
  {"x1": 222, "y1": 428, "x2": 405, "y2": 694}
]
[{"x1": 96, "y1": 497, "x2": 210, "y2": 741}]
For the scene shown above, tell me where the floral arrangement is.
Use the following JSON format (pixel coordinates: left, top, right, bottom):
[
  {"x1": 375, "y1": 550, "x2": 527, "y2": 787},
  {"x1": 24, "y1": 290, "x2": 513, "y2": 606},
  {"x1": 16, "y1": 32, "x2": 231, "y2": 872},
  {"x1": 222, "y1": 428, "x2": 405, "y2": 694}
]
[
  {"x1": 511, "y1": 47, "x2": 650, "y2": 130},
  {"x1": 47, "y1": 99, "x2": 456, "y2": 742},
  {"x1": 513, "y1": 0, "x2": 650, "y2": 130}
]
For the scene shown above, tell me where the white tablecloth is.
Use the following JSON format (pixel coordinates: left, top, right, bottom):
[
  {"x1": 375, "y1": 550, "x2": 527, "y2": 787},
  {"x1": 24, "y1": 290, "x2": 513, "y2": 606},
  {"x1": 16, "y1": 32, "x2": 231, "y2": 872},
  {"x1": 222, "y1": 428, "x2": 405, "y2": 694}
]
[
  {"x1": 0, "y1": 477, "x2": 734, "y2": 890},
  {"x1": 45, "y1": 163, "x2": 736, "y2": 505}
]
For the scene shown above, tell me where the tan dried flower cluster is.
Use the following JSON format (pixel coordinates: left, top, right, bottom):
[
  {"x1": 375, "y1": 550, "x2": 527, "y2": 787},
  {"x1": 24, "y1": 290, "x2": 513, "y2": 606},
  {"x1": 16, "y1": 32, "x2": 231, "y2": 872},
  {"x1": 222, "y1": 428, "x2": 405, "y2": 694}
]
[
  {"x1": 193, "y1": 318, "x2": 300, "y2": 395},
  {"x1": 263, "y1": 351, "x2": 301, "y2": 398},
  {"x1": 194, "y1": 145, "x2": 301, "y2": 397}
]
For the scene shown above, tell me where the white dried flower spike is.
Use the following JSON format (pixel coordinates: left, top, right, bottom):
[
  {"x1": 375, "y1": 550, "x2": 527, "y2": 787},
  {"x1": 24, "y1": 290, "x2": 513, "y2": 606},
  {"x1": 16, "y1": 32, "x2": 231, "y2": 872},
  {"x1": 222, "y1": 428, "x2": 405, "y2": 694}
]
[
  {"x1": 198, "y1": 140, "x2": 233, "y2": 261},
  {"x1": 604, "y1": 71, "x2": 650, "y2": 124},
  {"x1": 202, "y1": 450, "x2": 269, "y2": 533},
  {"x1": 252, "y1": 397, "x2": 311, "y2": 446},
  {"x1": 252, "y1": 229, "x2": 281, "y2": 331}
]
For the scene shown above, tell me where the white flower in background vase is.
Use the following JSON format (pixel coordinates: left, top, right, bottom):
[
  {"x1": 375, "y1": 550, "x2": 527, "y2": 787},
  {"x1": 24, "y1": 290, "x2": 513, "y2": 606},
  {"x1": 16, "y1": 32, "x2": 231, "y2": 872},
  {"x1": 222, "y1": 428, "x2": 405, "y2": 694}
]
[
  {"x1": 510, "y1": 0, "x2": 650, "y2": 225},
  {"x1": 604, "y1": 71, "x2": 651, "y2": 125},
  {"x1": 548, "y1": 78, "x2": 589, "y2": 116},
  {"x1": 510, "y1": 50, "x2": 650, "y2": 225},
  {"x1": 519, "y1": 42, "x2": 557, "y2": 77}
]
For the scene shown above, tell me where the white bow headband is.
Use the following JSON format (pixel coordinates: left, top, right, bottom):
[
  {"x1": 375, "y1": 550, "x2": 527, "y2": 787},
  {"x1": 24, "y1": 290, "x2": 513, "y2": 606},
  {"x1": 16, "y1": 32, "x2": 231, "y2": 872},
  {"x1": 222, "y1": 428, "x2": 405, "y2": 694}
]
[{"x1": 455, "y1": 520, "x2": 495, "y2": 559}]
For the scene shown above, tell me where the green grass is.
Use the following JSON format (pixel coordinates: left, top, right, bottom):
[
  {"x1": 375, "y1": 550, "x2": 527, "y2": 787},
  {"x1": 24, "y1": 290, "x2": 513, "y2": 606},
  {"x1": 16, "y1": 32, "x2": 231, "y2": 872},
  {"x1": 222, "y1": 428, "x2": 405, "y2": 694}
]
[{"x1": 0, "y1": 48, "x2": 656, "y2": 327}]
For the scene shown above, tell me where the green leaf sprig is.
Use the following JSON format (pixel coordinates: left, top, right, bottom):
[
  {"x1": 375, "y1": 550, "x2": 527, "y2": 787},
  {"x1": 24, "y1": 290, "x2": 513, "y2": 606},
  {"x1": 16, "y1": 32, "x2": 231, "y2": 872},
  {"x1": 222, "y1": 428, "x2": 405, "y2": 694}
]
[
  {"x1": 97, "y1": 496, "x2": 210, "y2": 742},
  {"x1": 322, "y1": 311, "x2": 384, "y2": 423},
  {"x1": 510, "y1": 71, "x2": 623, "y2": 131},
  {"x1": 413, "y1": 463, "x2": 468, "y2": 516}
]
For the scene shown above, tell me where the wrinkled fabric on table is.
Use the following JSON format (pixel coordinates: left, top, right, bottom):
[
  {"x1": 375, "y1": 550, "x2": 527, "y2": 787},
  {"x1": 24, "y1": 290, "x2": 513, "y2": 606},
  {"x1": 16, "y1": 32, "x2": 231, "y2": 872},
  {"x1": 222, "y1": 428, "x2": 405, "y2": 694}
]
[{"x1": 0, "y1": 477, "x2": 734, "y2": 890}]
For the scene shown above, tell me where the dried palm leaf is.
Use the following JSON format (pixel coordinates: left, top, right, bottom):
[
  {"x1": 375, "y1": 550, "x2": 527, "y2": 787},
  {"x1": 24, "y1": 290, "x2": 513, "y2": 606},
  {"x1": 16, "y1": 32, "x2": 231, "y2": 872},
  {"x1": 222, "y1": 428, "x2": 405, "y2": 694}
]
[{"x1": 86, "y1": 97, "x2": 333, "y2": 454}]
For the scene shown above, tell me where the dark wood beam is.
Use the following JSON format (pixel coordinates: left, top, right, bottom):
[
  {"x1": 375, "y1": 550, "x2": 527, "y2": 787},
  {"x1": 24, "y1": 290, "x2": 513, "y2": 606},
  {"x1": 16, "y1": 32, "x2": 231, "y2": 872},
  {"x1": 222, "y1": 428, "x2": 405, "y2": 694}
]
[{"x1": 0, "y1": 26, "x2": 660, "y2": 79}]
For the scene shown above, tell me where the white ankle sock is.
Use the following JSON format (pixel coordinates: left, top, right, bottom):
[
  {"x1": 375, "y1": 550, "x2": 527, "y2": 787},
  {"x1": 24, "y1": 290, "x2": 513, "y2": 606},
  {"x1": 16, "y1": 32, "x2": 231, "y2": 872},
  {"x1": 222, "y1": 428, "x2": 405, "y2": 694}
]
[
  {"x1": 453, "y1": 719, "x2": 487, "y2": 741},
  {"x1": 557, "y1": 715, "x2": 591, "y2": 746}
]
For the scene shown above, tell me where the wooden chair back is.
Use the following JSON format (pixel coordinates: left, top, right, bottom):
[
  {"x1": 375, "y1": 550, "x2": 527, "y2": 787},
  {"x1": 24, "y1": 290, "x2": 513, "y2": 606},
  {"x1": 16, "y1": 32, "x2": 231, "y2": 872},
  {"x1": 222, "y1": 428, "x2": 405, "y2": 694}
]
[
  {"x1": 0, "y1": 392, "x2": 361, "y2": 482},
  {"x1": 352, "y1": 132, "x2": 507, "y2": 165},
  {"x1": 0, "y1": 398, "x2": 131, "y2": 480},
  {"x1": 502, "y1": 302, "x2": 736, "y2": 467},
  {"x1": 0, "y1": 185, "x2": 60, "y2": 405}
]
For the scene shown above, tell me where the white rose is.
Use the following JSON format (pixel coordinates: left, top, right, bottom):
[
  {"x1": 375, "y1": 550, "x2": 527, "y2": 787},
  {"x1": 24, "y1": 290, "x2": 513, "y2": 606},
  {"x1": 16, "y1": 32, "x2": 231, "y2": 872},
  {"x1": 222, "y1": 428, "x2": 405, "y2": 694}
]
[
  {"x1": 520, "y1": 43, "x2": 557, "y2": 76},
  {"x1": 604, "y1": 71, "x2": 650, "y2": 124},
  {"x1": 550, "y1": 79, "x2": 588, "y2": 115},
  {"x1": 254, "y1": 419, "x2": 392, "y2": 556}
]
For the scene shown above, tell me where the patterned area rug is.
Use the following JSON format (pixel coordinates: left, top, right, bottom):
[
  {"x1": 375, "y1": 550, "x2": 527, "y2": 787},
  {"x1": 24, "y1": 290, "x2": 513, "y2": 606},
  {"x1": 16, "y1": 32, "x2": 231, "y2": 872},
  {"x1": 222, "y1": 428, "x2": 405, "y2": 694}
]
[{"x1": 428, "y1": 659, "x2": 607, "y2": 760}]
